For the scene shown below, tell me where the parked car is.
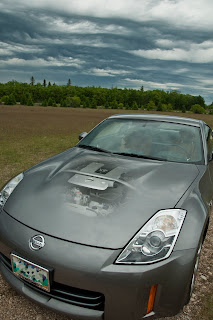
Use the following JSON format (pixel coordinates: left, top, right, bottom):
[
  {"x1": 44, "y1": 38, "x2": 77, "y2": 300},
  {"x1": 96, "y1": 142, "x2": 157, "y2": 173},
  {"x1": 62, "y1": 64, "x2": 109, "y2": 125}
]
[{"x1": 0, "y1": 114, "x2": 212, "y2": 320}]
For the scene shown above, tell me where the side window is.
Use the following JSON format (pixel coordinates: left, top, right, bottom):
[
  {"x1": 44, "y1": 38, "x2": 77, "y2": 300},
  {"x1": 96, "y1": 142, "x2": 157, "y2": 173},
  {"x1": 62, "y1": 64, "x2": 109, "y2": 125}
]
[{"x1": 204, "y1": 125, "x2": 213, "y2": 161}]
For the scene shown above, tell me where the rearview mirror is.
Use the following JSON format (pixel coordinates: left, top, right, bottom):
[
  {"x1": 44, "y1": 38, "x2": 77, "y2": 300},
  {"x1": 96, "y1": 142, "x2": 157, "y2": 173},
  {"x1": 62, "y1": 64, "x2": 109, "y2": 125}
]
[{"x1": 79, "y1": 132, "x2": 87, "y2": 141}]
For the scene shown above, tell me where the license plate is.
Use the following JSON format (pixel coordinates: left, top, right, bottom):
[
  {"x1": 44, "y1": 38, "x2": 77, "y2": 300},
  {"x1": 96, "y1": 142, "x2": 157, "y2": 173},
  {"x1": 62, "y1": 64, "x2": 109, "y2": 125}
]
[{"x1": 11, "y1": 253, "x2": 50, "y2": 292}]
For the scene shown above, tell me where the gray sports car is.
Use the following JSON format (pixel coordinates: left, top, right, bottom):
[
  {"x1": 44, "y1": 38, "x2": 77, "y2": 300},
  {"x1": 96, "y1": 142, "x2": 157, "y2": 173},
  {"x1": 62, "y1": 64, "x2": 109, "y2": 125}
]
[{"x1": 0, "y1": 114, "x2": 212, "y2": 320}]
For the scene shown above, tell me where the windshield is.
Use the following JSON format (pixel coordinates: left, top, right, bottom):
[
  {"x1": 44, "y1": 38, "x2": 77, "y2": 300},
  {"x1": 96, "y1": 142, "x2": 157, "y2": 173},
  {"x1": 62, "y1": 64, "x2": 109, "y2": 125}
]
[{"x1": 77, "y1": 118, "x2": 204, "y2": 164}]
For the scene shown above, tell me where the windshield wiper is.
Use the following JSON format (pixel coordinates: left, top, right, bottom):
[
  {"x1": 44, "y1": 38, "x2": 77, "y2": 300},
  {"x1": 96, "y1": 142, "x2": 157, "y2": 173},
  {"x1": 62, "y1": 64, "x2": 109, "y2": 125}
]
[
  {"x1": 78, "y1": 144, "x2": 111, "y2": 153},
  {"x1": 113, "y1": 152, "x2": 165, "y2": 161}
]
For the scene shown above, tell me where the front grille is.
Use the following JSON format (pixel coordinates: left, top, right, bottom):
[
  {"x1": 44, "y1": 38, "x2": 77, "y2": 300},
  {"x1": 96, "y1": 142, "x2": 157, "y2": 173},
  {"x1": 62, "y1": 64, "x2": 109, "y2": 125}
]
[{"x1": 0, "y1": 253, "x2": 105, "y2": 311}]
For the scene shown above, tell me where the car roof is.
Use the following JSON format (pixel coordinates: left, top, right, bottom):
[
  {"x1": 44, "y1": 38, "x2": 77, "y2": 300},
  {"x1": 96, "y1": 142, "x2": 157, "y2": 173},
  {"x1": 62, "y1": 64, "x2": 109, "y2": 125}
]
[{"x1": 108, "y1": 113, "x2": 205, "y2": 127}]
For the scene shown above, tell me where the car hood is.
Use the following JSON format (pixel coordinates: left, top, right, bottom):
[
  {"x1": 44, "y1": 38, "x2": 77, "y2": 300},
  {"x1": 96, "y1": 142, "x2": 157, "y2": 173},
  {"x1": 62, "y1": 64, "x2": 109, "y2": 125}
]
[{"x1": 5, "y1": 147, "x2": 199, "y2": 249}]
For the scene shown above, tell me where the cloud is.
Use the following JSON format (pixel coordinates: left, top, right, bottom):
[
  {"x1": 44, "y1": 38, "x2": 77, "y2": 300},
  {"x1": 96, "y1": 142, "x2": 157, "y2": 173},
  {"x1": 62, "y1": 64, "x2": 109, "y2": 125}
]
[
  {"x1": 0, "y1": 41, "x2": 44, "y2": 56},
  {"x1": 124, "y1": 76, "x2": 213, "y2": 100},
  {"x1": 0, "y1": 56, "x2": 85, "y2": 68},
  {"x1": 124, "y1": 77, "x2": 186, "y2": 91},
  {"x1": 90, "y1": 68, "x2": 131, "y2": 77},
  {"x1": 130, "y1": 41, "x2": 213, "y2": 63},
  {"x1": 1, "y1": 0, "x2": 213, "y2": 31},
  {"x1": 42, "y1": 17, "x2": 129, "y2": 36}
]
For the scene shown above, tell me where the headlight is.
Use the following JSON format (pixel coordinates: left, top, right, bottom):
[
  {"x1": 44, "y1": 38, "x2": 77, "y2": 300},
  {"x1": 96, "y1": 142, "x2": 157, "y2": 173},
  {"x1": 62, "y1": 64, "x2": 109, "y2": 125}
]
[
  {"x1": 116, "y1": 209, "x2": 186, "y2": 264},
  {"x1": 0, "y1": 173, "x2": 24, "y2": 208}
]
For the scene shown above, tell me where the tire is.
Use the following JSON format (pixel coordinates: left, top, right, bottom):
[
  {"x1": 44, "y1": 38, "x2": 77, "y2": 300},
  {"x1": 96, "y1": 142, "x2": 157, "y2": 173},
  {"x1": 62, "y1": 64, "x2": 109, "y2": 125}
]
[{"x1": 186, "y1": 240, "x2": 202, "y2": 304}]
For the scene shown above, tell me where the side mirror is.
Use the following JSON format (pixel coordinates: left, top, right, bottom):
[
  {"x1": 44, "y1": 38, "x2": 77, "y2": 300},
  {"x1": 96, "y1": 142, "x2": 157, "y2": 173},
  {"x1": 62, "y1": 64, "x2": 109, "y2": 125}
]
[{"x1": 79, "y1": 132, "x2": 87, "y2": 141}]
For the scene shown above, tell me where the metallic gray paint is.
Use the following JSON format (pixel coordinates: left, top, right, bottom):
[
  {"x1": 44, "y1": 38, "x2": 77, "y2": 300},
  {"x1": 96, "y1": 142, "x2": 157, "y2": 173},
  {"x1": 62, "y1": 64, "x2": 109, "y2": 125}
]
[
  {"x1": 0, "y1": 114, "x2": 212, "y2": 320},
  {"x1": 4, "y1": 150, "x2": 199, "y2": 248},
  {"x1": 0, "y1": 210, "x2": 197, "y2": 320}
]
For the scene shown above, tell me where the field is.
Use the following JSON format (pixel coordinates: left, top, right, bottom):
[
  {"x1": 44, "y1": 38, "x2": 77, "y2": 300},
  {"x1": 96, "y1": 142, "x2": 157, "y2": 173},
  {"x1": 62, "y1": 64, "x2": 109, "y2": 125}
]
[{"x1": 0, "y1": 105, "x2": 213, "y2": 319}]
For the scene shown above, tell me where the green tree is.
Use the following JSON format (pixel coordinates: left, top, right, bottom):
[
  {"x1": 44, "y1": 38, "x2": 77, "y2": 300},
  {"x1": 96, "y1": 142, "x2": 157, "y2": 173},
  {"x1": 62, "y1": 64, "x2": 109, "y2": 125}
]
[
  {"x1": 67, "y1": 79, "x2": 71, "y2": 86},
  {"x1": 43, "y1": 79, "x2": 46, "y2": 87},
  {"x1": 30, "y1": 76, "x2": 35, "y2": 86}
]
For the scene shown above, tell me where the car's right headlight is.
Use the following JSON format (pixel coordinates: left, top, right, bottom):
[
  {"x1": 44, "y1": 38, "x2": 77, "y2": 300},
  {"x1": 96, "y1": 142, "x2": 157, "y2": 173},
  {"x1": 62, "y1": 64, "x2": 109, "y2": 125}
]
[
  {"x1": 0, "y1": 173, "x2": 24, "y2": 208},
  {"x1": 115, "y1": 209, "x2": 186, "y2": 264}
]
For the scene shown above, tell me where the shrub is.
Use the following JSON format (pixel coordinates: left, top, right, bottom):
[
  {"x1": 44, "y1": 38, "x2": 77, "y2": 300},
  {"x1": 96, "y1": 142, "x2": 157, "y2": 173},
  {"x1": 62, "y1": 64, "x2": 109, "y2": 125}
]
[
  {"x1": 47, "y1": 97, "x2": 54, "y2": 106},
  {"x1": 146, "y1": 100, "x2": 155, "y2": 111},
  {"x1": 20, "y1": 94, "x2": 28, "y2": 105},
  {"x1": 166, "y1": 103, "x2": 173, "y2": 111},
  {"x1": 110, "y1": 100, "x2": 118, "y2": 109},
  {"x1": 60, "y1": 100, "x2": 65, "y2": 107},
  {"x1": 190, "y1": 104, "x2": 206, "y2": 114},
  {"x1": 70, "y1": 96, "x2": 81, "y2": 108},
  {"x1": 157, "y1": 103, "x2": 173, "y2": 112},
  {"x1": 118, "y1": 103, "x2": 124, "y2": 109},
  {"x1": 104, "y1": 101, "x2": 110, "y2": 109},
  {"x1": 62, "y1": 97, "x2": 72, "y2": 107},
  {"x1": 4, "y1": 94, "x2": 16, "y2": 105},
  {"x1": 41, "y1": 100, "x2": 48, "y2": 107},
  {"x1": 27, "y1": 96, "x2": 34, "y2": 106},
  {"x1": 131, "y1": 101, "x2": 139, "y2": 110}
]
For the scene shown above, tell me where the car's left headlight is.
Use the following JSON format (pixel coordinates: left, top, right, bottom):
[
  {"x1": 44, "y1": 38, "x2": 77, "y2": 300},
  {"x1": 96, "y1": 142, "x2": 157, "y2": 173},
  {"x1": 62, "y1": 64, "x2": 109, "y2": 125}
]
[
  {"x1": 0, "y1": 173, "x2": 24, "y2": 208},
  {"x1": 116, "y1": 209, "x2": 186, "y2": 264}
]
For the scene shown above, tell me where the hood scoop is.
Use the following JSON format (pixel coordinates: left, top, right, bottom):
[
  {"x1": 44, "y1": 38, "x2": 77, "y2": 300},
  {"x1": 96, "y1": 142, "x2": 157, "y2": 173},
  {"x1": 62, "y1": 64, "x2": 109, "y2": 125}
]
[
  {"x1": 67, "y1": 162, "x2": 127, "y2": 190},
  {"x1": 68, "y1": 174, "x2": 113, "y2": 190}
]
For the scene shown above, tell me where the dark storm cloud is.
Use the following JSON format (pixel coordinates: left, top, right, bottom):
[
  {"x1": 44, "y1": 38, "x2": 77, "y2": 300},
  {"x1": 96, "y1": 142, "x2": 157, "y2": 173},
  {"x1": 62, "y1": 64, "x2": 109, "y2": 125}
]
[{"x1": 0, "y1": 0, "x2": 213, "y2": 103}]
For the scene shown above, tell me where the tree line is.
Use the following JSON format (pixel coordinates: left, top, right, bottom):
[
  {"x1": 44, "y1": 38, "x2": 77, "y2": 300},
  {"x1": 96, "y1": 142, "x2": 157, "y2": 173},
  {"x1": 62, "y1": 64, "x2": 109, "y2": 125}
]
[{"x1": 0, "y1": 79, "x2": 212, "y2": 114}]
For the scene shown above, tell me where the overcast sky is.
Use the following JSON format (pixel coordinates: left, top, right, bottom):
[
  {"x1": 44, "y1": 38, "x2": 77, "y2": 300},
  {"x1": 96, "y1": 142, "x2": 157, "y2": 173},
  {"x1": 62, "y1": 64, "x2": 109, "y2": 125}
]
[{"x1": 0, "y1": 0, "x2": 213, "y2": 104}]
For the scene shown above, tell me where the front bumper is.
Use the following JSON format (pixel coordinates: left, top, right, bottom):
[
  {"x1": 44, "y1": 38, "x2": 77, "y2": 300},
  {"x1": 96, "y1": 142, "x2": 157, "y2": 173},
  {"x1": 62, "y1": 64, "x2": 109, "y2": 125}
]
[{"x1": 0, "y1": 210, "x2": 196, "y2": 320}]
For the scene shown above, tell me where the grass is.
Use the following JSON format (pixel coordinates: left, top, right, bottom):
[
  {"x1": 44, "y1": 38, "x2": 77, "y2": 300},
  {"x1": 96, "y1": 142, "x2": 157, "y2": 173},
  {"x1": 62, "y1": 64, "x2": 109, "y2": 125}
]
[
  {"x1": 199, "y1": 294, "x2": 213, "y2": 319},
  {"x1": 0, "y1": 104, "x2": 213, "y2": 319},
  {"x1": 0, "y1": 105, "x2": 109, "y2": 188}
]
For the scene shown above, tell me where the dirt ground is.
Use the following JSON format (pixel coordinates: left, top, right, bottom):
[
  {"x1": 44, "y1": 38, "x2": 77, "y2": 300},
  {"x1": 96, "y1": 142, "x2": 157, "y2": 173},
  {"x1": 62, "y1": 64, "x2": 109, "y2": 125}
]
[{"x1": 0, "y1": 105, "x2": 212, "y2": 319}]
